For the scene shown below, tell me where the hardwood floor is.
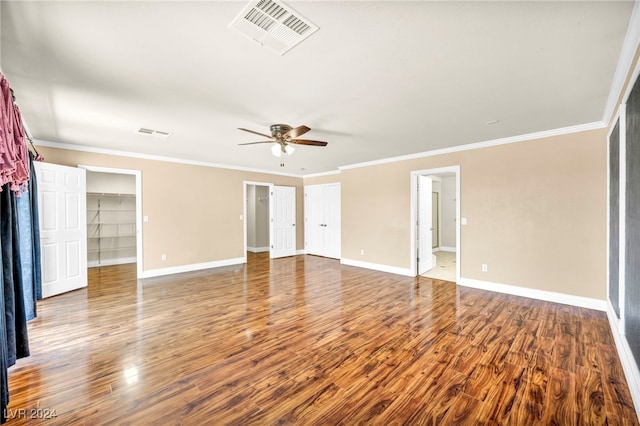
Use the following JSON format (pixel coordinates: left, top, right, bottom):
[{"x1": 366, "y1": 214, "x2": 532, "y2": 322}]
[{"x1": 5, "y1": 253, "x2": 639, "y2": 425}]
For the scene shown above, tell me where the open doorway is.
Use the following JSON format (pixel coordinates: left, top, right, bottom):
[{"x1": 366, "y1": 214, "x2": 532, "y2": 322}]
[
  {"x1": 244, "y1": 181, "x2": 297, "y2": 263},
  {"x1": 246, "y1": 183, "x2": 270, "y2": 255},
  {"x1": 410, "y1": 166, "x2": 460, "y2": 282},
  {"x1": 79, "y1": 165, "x2": 143, "y2": 277}
]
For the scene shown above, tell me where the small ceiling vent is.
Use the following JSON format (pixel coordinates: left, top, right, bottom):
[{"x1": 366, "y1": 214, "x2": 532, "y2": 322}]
[
  {"x1": 135, "y1": 127, "x2": 171, "y2": 139},
  {"x1": 229, "y1": 0, "x2": 319, "y2": 55}
]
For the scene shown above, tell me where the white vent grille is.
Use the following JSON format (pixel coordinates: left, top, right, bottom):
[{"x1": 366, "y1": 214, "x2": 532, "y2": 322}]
[
  {"x1": 135, "y1": 127, "x2": 172, "y2": 139},
  {"x1": 229, "y1": 0, "x2": 319, "y2": 55}
]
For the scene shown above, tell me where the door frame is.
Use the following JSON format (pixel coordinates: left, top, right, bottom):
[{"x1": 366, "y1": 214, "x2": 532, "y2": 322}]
[
  {"x1": 410, "y1": 166, "x2": 461, "y2": 280},
  {"x1": 243, "y1": 181, "x2": 273, "y2": 261},
  {"x1": 78, "y1": 165, "x2": 143, "y2": 278}
]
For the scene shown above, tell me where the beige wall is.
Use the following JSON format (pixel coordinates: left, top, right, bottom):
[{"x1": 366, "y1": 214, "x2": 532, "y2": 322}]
[
  {"x1": 342, "y1": 128, "x2": 607, "y2": 300},
  {"x1": 38, "y1": 146, "x2": 304, "y2": 271},
  {"x1": 40, "y1": 128, "x2": 607, "y2": 300}
]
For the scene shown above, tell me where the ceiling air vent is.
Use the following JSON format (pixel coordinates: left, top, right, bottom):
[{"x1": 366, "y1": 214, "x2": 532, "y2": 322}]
[
  {"x1": 135, "y1": 127, "x2": 172, "y2": 139},
  {"x1": 229, "y1": 0, "x2": 319, "y2": 55}
]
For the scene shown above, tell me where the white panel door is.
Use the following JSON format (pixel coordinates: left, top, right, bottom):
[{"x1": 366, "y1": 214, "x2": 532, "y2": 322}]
[
  {"x1": 270, "y1": 185, "x2": 296, "y2": 258},
  {"x1": 304, "y1": 184, "x2": 341, "y2": 259},
  {"x1": 304, "y1": 185, "x2": 324, "y2": 256},
  {"x1": 34, "y1": 162, "x2": 87, "y2": 298},
  {"x1": 418, "y1": 175, "x2": 433, "y2": 275},
  {"x1": 323, "y1": 184, "x2": 341, "y2": 259}
]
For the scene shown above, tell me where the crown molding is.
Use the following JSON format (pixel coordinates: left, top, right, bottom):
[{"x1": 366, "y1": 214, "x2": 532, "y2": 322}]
[
  {"x1": 302, "y1": 169, "x2": 340, "y2": 178},
  {"x1": 338, "y1": 121, "x2": 605, "y2": 171},
  {"x1": 33, "y1": 139, "x2": 304, "y2": 178}
]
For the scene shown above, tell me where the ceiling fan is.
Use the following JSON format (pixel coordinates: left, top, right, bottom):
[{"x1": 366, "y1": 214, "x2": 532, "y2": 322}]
[{"x1": 238, "y1": 124, "x2": 328, "y2": 157}]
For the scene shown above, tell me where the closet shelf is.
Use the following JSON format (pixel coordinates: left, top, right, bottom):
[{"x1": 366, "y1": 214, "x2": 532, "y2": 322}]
[
  {"x1": 88, "y1": 209, "x2": 136, "y2": 213},
  {"x1": 88, "y1": 246, "x2": 136, "y2": 253},
  {"x1": 88, "y1": 234, "x2": 136, "y2": 239},
  {"x1": 89, "y1": 222, "x2": 136, "y2": 226},
  {"x1": 87, "y1": 192, "x2": 135, "y2": 197},
  {"x1": 87, "y1": 192, "x2": 137, "y2": 266}
]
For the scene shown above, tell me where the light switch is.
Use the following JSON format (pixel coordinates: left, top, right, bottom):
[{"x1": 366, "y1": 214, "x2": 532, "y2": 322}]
[
  {"x1": 144, "y1": 215, "x2": 149, "y2": 222},
  {"x1": 461, "y1": 217, "x2": 468, "y2": 225}
]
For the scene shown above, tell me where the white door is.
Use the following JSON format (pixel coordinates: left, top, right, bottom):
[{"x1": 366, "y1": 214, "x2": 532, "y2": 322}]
[
  {"x1": 305, "y1": 185, "x2": 324, "y2": 256},
  {"x1": 418, "y1": 175, "x2": 433, "y2": 275},
  {"x1": 270, "y1": 185, "x2": 296, "y2": 258},
  {"x1": 323, "y1": 184, "x2": 341, "y2": 259},
  {"x1": 34, "y1": 162, "x2": 87, "y2": 298}
]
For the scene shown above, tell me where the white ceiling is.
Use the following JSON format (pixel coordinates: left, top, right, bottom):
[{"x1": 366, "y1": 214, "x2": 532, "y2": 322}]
[{"x1": 0, "y1": 1, "x2": 634, "y2": 176}]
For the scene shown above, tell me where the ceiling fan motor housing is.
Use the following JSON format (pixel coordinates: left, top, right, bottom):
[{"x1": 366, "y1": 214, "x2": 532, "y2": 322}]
[{"x1": 270, "y1": 124, "x2": 292, "y2": 138}]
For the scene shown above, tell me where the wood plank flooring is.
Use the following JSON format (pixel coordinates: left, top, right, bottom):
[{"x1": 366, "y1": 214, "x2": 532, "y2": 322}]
[{"x1": 5, "y1": 253, "x2": 639, "y2": 425}]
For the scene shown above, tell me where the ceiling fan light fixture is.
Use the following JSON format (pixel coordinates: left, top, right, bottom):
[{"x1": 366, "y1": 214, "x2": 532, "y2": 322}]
[
  {"x1": 284, "y1": 144, "x2": 295, "y2": 155},
  {"x1": 271, "y1": 143, "x2": 282, "y2": 157}
]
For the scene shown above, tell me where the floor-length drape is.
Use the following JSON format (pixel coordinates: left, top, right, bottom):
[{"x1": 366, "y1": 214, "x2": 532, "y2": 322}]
[
  {"x1": 29, "y1": 153, "x2": 42, "y2": 303},
  {"x1": 0, "y1": 71, "x2": 38, "y2": 425},
  {"x1": 16, "y1": 154, "x2": 41, "y2": 320},
  {"x1": 1, "y1": 184, "x2": 30, "y2": 365},
  {"x1": 0, "y1": 267, "x2": 8, "y2": 424}
]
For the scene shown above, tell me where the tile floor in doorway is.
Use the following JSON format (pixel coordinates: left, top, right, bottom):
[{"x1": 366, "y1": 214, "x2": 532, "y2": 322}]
[{"x1": 422, "y1": 250, "x2": 456, "y2": 282}]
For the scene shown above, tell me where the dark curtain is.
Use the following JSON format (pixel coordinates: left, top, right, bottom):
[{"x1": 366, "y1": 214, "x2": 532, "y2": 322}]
[
  {"x1": 0, "y1": 263, "x2": 8, "y2": 424},
  {"x1": 1, "y1": 181, "x2": 35, "y2": 424},
  {"x1": 30, "y1": 154, "x2": 42, "y2": 303},
  {"x1": 16, "y1": 154, "x2": 42, "y2": 320},
  {"x1": 0, "y1": 72, "x2": 38, "y2": 424},
  {"x1": 1, "y1": 184, "x2": 30, "y2": 365}
]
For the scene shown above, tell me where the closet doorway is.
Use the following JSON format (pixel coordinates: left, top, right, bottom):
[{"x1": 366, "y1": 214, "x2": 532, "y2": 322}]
[{"x1": 79, "y1": 165, "x2": 143, "y2": 277}]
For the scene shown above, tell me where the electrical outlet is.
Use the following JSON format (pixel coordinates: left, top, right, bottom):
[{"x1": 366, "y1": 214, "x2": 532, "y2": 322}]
[
  {"x1": 481, "y1": 264, "x2": 488, "y2": 272},
  {"x1": 360, "y1": 249, "x2": 365, "y2": 255},
  {"x1": 161, "y1": 254, "x2": 167, "y2": 261}
]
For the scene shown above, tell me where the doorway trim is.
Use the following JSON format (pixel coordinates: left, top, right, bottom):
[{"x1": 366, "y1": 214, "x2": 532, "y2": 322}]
[
  {"x1": 410, "y1": 165, "x2": 461, "y2": 280},
  {"x1": 78, "y1": 165, "x2": 143, "y2": 278},
  {"x1": 243, "y1": 180, "x2": 273, "y2": 262}
]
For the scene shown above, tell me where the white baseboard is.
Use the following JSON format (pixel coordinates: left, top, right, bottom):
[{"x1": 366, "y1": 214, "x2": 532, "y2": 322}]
[
  {"x1": 247, "y1": 246, "x2": 269, "y2": 253},
  {"x1": 340, "y1": 258, "x2": 414, "y2": 277},
  {"x1": 439, "y1": 246, "x2": 457, "y2": 253},
  {"x1": 139, "y1": 257, "x2": 245, "y2": 279},
  {"x1": 296, "y1": 249, "x2": 306, "y2": 255},
  {"x1": 606, "y1": 302, "x2": 640, "y2": 417},
  {"x1": 88, "y1": 257, "x2": 137, "y2": 268},
  {"x1": 457, "y1": 277, "x2": 607, "y2": 311}
]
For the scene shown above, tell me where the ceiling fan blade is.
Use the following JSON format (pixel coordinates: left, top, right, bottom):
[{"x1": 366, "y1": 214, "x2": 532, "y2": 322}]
[
  {"x1": 289, "y1": 139, "x2": 328, "y2": 146},
  {"x1": 284, "y1": 125, "x2": 310, "y2": 139},
  {"x1": 238, "y1": 128, "x2": 274, "y2": 139},
  {"x1": 238, "y1": 141, "x2": 274, "y2": 146}
]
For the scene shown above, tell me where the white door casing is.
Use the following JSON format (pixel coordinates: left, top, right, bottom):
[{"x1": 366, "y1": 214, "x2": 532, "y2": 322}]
[
  {"x1": 270, "y1": 185, "x2": 296, "y2": 258},
  {"x1": 418, "y1": 175, "x2": 433, "y2": 275},
  {"x1": 34, "y1": 162, "x2": 87, "y2": 298}
]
